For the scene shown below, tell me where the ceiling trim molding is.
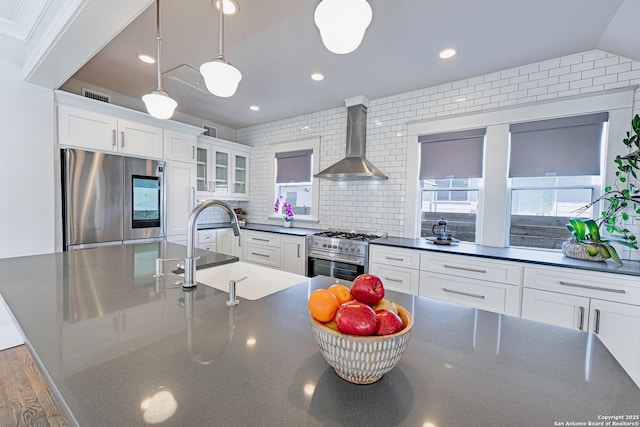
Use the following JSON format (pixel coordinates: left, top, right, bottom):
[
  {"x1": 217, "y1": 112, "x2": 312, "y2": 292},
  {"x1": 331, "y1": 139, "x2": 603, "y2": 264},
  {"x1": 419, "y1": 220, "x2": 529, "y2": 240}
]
[{"x1": 0, "y1": 0, "x2": 51, "y2": 43}]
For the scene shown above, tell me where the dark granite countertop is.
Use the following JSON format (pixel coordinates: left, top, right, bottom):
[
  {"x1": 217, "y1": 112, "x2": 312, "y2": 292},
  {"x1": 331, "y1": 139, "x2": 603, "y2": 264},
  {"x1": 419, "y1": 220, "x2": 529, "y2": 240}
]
[
  {"x1": 199, "y1": 221, "x2": 320, "y2": 236},
  {"x1": 372, "y1": 237, "x2": 640, "y2": 277},
  {"x1": 0, "y1": 242, "x2": 638, "y2": 426}
]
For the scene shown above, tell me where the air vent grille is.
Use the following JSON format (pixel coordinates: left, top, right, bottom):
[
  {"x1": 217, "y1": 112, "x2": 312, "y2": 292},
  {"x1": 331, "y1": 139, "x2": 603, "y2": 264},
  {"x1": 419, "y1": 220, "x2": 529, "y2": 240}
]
[
  {"x1": 203, "y1": 125, "x2": 217, "y2": 138},
  {"x1": 82, "y1": 89, "x2": 110, "y2": 103}
]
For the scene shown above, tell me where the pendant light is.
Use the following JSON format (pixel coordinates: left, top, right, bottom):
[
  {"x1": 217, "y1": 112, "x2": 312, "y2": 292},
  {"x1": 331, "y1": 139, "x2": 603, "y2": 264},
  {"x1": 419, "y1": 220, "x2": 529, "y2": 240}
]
[
  {"x1": 142, "y1": 0, "x2": 177, "y2": 120},
  {"x1": 199, "y1": 0, "x2": 242, "y2": 97},
  {"x1": 314, "y1": 0, "x2": 372, "y2": 55}
]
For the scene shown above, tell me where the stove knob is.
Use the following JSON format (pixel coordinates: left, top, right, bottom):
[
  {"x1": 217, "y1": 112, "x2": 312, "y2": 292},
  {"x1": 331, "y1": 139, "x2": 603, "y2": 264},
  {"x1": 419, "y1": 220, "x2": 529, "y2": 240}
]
[
  {"x1": 351, "y1": 247, "x2": 355, "y2": 252},
  {"x1": 333, "y1": 245, "x2": 338, "y2": 249},
  {"x1": 356, "y1": 248, "x2": 361, "y2": 253},
  {"x1": 339, "y1": 246, "x2": 343, "y2": 251},
  {"x1": 322, "y1": 243, "x2": 327, "y2": 248}
]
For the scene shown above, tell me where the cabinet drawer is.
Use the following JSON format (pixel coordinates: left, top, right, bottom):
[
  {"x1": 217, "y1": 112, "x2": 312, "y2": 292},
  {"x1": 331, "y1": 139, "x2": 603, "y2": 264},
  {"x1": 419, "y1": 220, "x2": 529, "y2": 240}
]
[
  {"x1": 369, "y1": 263, "x2": 419, "y2": 295},
  {"x1": 523, "y1": 266, "x2": 640, "y2": 305},
  {"x1": 244, "y1": 231, "x2": 281, "y2": 248},
  {"x1": 421, "y1": 253, "x2": 521, "y2": 285},
  {"x1": 198, "y1": 230, "x2": 216, "y2": 245},
  {"x1": 369, "y1": 245, "x2": 420, "y2": 269},
  {"x1": 419, "y1": 272, "x2": 521, "y2": 315},
  {"x1": 244, "y1": 244, "x2": 280, "y2": 268}
]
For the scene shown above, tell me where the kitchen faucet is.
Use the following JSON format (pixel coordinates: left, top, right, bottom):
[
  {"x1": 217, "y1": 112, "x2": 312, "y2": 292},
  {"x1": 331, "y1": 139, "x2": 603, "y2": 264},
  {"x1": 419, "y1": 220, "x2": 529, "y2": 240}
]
[{"x1": 183, "y1": 199, "x2": 241, "y2": 289}]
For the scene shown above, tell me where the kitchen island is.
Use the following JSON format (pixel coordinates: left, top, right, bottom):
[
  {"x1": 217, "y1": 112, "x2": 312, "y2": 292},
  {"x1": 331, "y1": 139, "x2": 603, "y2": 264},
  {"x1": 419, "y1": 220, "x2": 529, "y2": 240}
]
[{"x1": 0, "y1": 243, "x2": 638, "y2": 426}]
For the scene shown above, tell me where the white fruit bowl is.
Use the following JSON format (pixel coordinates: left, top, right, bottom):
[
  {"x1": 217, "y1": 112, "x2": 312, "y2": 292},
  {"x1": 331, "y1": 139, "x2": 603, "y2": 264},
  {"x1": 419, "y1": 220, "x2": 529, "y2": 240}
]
[{"x1": 310, "y1": 304, "x2": 413, "y2": 384}]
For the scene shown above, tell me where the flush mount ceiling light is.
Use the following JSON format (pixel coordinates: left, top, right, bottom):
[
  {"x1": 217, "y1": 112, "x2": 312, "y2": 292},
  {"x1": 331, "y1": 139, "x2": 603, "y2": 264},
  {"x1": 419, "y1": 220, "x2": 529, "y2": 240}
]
[
  {"x1": 142, "y1": 0, "x2": 177, "y2": 120},
  {"x1": 439, "y1": 48, "x2": 457, "y2": 59},
  {"x1": 200, "y1": 0, "x2": 242, "y2": 97},
  {"x1": 249, "y1": 105, "x2": 260, "y2": 111},
  {"x1": 314, "y1": 0, "x2": 372, "y2": 54},
  {"x1": 310, "y1": 72, "x2": 324, "y2": 81},
  {"x1": 214, "y1": 0, "x2": 239, "y2": 15}
]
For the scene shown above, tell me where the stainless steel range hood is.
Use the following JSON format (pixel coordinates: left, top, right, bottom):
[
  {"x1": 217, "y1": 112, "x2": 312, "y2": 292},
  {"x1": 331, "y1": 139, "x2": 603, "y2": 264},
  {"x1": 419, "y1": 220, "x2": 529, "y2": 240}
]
[{"x1": 315, "y1": 98, "x2": 388, "y2": 180}]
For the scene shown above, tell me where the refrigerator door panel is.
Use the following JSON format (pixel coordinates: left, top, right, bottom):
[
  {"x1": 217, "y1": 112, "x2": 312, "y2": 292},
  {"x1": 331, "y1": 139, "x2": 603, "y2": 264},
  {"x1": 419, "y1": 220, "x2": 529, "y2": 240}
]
[
  {"x1": 124, "y1": 157, "x2": 165, "y2": 241},
  {"x1": 64, "y1": 149, "x2": 124, "y2": 247}
]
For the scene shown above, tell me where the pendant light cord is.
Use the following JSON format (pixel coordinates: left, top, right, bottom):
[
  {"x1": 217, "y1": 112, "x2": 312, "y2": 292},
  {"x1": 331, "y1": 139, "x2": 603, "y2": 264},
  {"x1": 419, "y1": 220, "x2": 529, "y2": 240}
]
[
  {"x1": 218, "y1": 1, "x2": 225, "y2": 60},
  {"x1": 156, "y1": 0, "x2": 163, "y2": 91}
]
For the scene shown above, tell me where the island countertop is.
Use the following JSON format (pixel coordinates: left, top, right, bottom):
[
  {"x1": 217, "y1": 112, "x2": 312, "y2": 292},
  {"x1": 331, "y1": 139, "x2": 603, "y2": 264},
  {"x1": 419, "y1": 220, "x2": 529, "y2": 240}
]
[{"x1": 0, "y1": 243, "x2": 638, "y2": 426}]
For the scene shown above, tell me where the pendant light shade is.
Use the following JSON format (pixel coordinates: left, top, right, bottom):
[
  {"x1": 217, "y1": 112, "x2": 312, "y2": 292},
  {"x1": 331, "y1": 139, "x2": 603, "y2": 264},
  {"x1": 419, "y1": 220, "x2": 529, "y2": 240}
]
[
  {"x1": 142, "y1": 90, "x2": 178, "y2": 120},
  {"x1": 199, "y1": 59, "x2": 242, "y2": 98},
  {"x1": 314, "y1": 0, "x2": 372, "y2": 55},
  {"x1": 143, "y1": 0, "x2": 177, "y2": 119},
  {"x1": 200, "y1": 0, "x2": 242, "y2": 97}
]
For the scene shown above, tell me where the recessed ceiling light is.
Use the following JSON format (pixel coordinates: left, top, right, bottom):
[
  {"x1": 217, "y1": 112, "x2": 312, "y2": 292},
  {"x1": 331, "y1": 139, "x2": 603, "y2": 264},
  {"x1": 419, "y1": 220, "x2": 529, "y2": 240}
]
[
  {"x1": 438, "y1": 48, "x2": 457, "y2": 59},
  {"x1": 137, "y1": 53, "x2": 155, "y2": 64},
  {"x1": 310, "y1": 72, "x2": 325, "y2": 81},
  {"x1": 214, "y1": 0, "x2": 239, "y2": 15},
  {"x1": 249, "y1": 105, "x2": 260, "y2": 111}
]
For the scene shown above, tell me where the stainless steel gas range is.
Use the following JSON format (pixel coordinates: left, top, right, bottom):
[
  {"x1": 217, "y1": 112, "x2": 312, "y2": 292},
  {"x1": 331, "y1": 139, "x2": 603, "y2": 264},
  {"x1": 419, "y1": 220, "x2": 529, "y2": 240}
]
[{"x1": 307, "y1": 231, "x2": 385, "y2": 281}]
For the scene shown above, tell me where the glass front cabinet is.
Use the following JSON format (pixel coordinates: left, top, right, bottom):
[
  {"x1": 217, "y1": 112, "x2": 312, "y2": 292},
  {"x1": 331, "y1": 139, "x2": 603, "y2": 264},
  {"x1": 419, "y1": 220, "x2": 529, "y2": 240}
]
[{"x1": 196, "y1": 136, "x2": 250, "y2": 200}]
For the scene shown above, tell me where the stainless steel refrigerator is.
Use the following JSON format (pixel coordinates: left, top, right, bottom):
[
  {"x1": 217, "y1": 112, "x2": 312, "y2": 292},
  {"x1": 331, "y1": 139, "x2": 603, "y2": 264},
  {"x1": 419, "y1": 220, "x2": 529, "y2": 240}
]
[{"x1": 62, "y1": 148, "x2": 165, "y2": 250}]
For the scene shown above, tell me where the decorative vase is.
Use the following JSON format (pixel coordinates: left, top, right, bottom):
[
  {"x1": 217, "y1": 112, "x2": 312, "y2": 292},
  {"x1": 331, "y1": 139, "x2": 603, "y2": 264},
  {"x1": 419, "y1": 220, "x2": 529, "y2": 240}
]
[
  {"x1": 561, "y1": 240, "x2": 606, "y2": 262},
  {"x1": 284, "y1": 220, "x2": 292, "y2": 228}
]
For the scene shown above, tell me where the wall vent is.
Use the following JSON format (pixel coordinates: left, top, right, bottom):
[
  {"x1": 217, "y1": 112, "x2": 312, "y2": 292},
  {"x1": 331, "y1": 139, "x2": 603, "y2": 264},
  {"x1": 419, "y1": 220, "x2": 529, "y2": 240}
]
[
  {"x1": 203, "y1": 125, "x2": 217, "y2": 138},
  {"x1": 82, "y1": 88, "x2": 111, "y2": 103}
]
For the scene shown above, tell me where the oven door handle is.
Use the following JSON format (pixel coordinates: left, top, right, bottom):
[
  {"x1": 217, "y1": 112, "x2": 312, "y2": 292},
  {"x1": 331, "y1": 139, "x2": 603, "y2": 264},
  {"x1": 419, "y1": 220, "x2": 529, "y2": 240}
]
[{"x1": 307, "y1": 250, "x2": 365, "y2": 266}]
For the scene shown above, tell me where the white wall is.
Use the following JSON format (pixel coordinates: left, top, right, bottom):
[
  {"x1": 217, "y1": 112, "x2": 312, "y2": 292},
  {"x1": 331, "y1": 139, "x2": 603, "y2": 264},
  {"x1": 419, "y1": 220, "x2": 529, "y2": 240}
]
[
  {"x1": 238, "y1": 49, "x2": 640, "y2": 257},
  {"x1": 0, "y1": 37, "x2": 56, "y2": 259}
]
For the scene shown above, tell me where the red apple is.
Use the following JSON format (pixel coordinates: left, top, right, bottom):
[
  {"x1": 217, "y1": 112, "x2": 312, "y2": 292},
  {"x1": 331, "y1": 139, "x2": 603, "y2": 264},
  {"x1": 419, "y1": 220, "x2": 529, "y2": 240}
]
[
  {"x1": 375, "y1": 309, "x2": 404, "y2": 336},
  {"x1": 335, "y1": 301, "x2": 378, "y2": 336},
  {"x1": 350, "y1": 274, "x2": 385, "y2": 306}
]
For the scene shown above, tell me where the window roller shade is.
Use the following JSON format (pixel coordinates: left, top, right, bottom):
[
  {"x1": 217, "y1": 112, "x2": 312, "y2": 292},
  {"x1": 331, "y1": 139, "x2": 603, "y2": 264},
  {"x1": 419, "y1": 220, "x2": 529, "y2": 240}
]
[
  {"x1": 419, "y1": 128, "x2": 485, "y2": 180},
  {"x1": 509, "y1": 112, "x2": 608, "y2": 178},
  {"x1": 276, "y1": 149, "x2": 313, "y2": 183}
]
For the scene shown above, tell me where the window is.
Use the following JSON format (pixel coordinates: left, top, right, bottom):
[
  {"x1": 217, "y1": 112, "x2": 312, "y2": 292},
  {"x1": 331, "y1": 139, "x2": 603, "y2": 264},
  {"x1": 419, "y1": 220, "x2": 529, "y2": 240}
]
[
  {"x1": 270, "y1": 138, "x2": 320, "y2": 221},
  {"x1": 508, "y1": 112, "x2": 608, "y2": 249},
  {"x1": 275, "y1": 149, "x2": 313, "y2": 216},
  {"x1": 419, "y1": 128, "x2": 485, "y2": 242}
]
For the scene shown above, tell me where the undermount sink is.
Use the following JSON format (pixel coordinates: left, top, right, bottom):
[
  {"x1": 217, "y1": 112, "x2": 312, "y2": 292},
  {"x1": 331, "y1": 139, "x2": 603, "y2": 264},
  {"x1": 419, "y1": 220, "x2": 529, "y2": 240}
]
[{"x1": 194, "y1": 262, "x2": 308, "y2": 300}]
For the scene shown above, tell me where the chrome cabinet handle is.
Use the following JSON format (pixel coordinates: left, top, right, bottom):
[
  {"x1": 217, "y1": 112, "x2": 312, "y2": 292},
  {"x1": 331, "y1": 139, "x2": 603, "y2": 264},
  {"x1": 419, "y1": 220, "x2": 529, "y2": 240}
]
[
  {"x1": 297, "y1": 244, "x2": 301, "y2": 258},
  {"x1": 594, "y1": 309, "x2": 601, "y2": 334},
  {"x1": 252, "y1": 238, "x2": 270, "y2": 242},
  {"x1": 442, "y1": 287, "x2": 486, "y2": 299},
  {"x1": 191, "y1": 187, "x2": 195, "y2": 208},
  {"x1": 578, "y1": 306, "x2": 585, "y2": 331},
  {"x1": 444, "y1": 264, "x2": 487, "y2": 274},
  {"x1": 120, "y1": 131, "x2": 125, "y2": 147},
  {"x1": 112, "y1": 129, "x2": 117, "y2": 146},
  {"x1": 384, "y1": 277, "x2": 403, "y2": 283},
  {"x1": 559, "y1": 281, "x2": 625, "y2": 294},
  {"x1": 192, "y1": 146, "x2": 195, "y2": 160},
  {"x1": 251, "y1": 252, "x2": 269, "y2": 258},
  {"x1": 385, "y1": 256, "x2": 404, "y2": 262}
]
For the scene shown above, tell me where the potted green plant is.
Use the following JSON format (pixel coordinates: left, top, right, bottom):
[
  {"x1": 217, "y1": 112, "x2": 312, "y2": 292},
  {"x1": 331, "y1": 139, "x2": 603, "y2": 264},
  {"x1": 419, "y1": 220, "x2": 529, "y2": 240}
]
[{"x1": 565, "y1": 114, "x2": 640, "y2": 265}]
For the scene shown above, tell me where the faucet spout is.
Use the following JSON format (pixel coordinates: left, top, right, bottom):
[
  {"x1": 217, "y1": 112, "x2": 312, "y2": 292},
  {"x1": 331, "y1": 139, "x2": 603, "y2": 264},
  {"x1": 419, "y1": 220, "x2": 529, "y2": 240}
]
[{"x1": 183, "y1": 199, "x2": 241, "y2": 289}]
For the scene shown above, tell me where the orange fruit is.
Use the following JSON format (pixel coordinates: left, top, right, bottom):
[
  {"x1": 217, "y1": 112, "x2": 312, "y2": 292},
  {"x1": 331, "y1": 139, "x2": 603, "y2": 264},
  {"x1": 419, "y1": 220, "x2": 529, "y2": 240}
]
[
  {"x1": 328, "y1": 284, "x2": 353, "y2": 304},
  {"x1": 308, "y1": 289, "x2": 340, "y2": 322}
]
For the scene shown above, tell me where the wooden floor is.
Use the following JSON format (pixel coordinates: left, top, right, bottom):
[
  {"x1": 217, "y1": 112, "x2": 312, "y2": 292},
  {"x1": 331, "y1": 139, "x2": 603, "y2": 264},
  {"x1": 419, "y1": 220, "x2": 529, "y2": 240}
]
[{"x1": 0, "y1": 345, "x2": 69, "y2": 427}]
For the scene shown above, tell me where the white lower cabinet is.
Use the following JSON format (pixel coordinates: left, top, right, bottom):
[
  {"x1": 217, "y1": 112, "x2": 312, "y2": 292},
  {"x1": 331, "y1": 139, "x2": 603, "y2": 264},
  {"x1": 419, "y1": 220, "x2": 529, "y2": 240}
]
[
  {"x1": 419, "y1": 252, "x2": 522, "y2": 316},
  {"x1": 217, "y1": 228, "x2": 242, "y2": 258},
  {"x1": 522, "y1": 265, "x2": 640, "y2": 387},
  {"x1": 282, "y1": 235, "x2": 306, "y2": 276},
  {"x1": 242, "y1": 230, "x2": 306, "y2": 275},
  {"x1": 197, "y1": 230, "x2": 216, "y2": 252},
  {"x1": 369, "y1": 245, "x2": 420, "y2": 294}
]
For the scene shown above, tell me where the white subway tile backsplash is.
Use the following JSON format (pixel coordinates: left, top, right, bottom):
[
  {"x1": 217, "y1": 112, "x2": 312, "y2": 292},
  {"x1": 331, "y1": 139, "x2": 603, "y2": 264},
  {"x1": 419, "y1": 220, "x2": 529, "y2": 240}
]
[{"x1": 237, "y1": 49, "x2": 640, "y2": 243}]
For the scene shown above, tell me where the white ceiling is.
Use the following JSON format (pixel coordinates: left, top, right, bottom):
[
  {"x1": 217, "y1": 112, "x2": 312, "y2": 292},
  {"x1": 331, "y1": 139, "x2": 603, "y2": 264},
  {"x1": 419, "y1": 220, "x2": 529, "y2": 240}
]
[{"x1": 19, "y1": 1, "x2": 640, "y2": 129}]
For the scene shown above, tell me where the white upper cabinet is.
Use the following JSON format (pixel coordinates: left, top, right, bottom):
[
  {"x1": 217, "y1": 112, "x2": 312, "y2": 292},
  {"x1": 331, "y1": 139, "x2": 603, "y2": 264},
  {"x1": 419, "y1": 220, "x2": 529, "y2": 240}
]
[
  {"x1": 58, "y1": 105, "x2": 163, "y2": 159},
  {"x1": 163, "y1": 130, "x2": 197, "y2": 163},
  {"x1": 196, "y1": 136, "x2": 250, "y2": 200}
]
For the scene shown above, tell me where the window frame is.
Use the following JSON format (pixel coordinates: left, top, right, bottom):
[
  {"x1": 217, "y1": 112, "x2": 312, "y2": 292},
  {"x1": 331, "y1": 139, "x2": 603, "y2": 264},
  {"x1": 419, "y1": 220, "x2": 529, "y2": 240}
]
[
  {"x1": 268, "y1": 137, "x2": 321, "y2": 223},
  {"x1": 404, "y1": 88, "x2": 635, "y2": 248}
]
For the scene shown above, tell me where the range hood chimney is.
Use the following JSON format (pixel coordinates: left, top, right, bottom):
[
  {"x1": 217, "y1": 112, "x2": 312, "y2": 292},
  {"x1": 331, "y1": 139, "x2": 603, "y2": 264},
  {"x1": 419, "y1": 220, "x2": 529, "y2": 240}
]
[{"x1": 314, "y1": 96, "x2": 388, "y2": 180}]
